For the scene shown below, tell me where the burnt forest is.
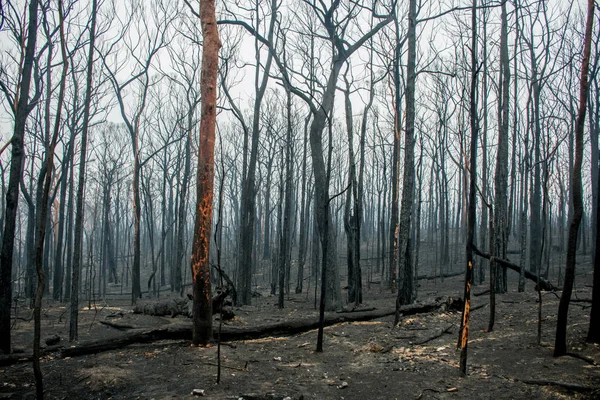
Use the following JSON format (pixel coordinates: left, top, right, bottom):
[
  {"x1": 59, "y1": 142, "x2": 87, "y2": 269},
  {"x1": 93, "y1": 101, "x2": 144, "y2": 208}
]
[{"x1": 0, "y1": 0, "x2": 599, "y2": 399}]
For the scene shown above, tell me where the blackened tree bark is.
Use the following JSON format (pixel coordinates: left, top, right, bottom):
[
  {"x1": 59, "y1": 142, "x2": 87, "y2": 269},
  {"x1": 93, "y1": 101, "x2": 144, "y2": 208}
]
[
  {"x1": 489, "y1": 0, "x2": 510, "y2": 332},
  {"x1": 176, "y1": 126, "x2": 192, "y2": 295},
  {"x1": 100, "y1": 1, "x2": 173, "y2": 304},
  {"x1": 22, "y1": 176, "x2": 36, "y2": 303},
  {"x1": 295, "y1": 115, "x2": 311, "y2": 294},
  {"x1": 0, "y1": 0, "x2": 39, "y2": 354},
  {"x1": 222, "y1": 2, "x2": 393, "y2": 311},
  {"x1": 389, "y1": 10, "x2": 403, "y2": 293},
  {"x1": 64, "y1": 150, "x2": 75, "y2": 300},
  {"x1": 554, "y1": 0, "x2": 594, "y2": 357},
  {"x1": 478, "y1": 1, "x2": 489, "y2": 286},
  {"x1": 70, "y1": 0, "x2": 97, "y2": 342},
  {"x1": 459, "y1": 0, "x2": 479, "y2": 376},
  {"x1": 524, "y1": 7, "x2": 544, "y2": 277},
  {"x1": 165, "y1": 32, "x2": 203, "y2": 295},
  {"x1": 590, "y1": 157, "x2": 600, "y2": 343},
  {"x1": 278, "y1": 87, "x2": 294, "y2": 309},
  {"x1": 589, "y1": 29, "x2": 600, "y2": 345},
  {"x1": 53, "y1": 130, "x2": 75, "y2": 301},
  {"x1": 236, "y1": 0, "x2": 278, "y2": 306},
  {"x1": 34, "y1": 0, "x2": 68, "y2": 394},
  {"x1": 395, "y1": 0, "x2": 417, "y2": 312},
  {"x1": 190, "y1": 0, "x2": 220, "y2": 345},
  {"x1": 343, "y1": 72, "x2": 359, "y2": 304}
]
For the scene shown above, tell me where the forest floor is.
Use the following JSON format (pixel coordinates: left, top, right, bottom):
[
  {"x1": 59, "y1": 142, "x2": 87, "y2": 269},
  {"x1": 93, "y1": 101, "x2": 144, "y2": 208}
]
[{"x1": 1, "y1": 259, "x2": 599, "y2": 399}]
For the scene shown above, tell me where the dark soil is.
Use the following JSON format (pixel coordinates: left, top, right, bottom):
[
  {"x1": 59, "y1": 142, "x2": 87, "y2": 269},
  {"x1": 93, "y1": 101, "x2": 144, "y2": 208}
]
[{"x1": 1, "y1": 260, "x2": 599, "y2": 399}]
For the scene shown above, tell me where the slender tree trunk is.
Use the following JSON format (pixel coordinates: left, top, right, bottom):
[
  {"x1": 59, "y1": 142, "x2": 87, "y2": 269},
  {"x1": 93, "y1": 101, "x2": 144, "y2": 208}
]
[
  {"x1": 459, "y1": 0, "x2": 478, "y2": 375},
  {"x1": 34, "y1": 1, "x2": 68, "y2": 393},
  {"x1": 395, "y1": 0, "x2": 417, "y2": 312},
  {"x1": 343, "y1": 76, "x2": 358, "y2": 304},
  {"x1": 263, "y1": 158, "x2": 273, "y2": 261},
  {"x1": 296, "y1": 116, "x2": 311, "y2": 294},
  {"x1": 389, "y1": 17, "x2": 402, "y2": 293},
  {"x1": 478, "y1": 2, "x2": 489, "y2": 285},
  {"x1": 131, "y1": 142, "x2": 142, "y2": 303},
  {"x1": 589, "y1": 156, "x2": 600, "y2": 343},
  {"x1": 278, "y1": 89, "x2": 294, "y2": 308},
  {"x1": 53, "y1": 138, "x2": 73, "y2": 300},
  {"x1": 176, "y1": 123, "x2": 192, "y2": 295},
  {"x1": 70, "y1": 0, "x2": 97, "y2": 342},
  {"x1": 237, "y1": 0, "x2": 277, "y2": 306},
  {"x1": 0, "y1": 0, "x2": 39, "y2": 354},
  {"x1": 64, "y1": 154, "x2": 75, "y2": 300},
  {"x1": 554, "y1": 0, "x2": 593, "y2": 356},
  {"x1": 589, "y1": 53, "x2": 600, "y2": 344},
  {"x1": 490, "y1": 0, "x2": 510, "y2": 330}
]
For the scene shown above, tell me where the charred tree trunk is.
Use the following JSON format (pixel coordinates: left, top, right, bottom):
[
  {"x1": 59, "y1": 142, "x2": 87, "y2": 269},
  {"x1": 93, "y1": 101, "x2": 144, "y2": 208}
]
[
  {"x1": 296, "y1": 116, "x2": 311, "y2": 294},
  {"x1": 0, "y1": 0, "x2": 39, "y2": 354},
  {"x1": 395, "y1": 0, "x2": 417, "y2": 312},
  {"x1": 237, "y1": 0, "x2": 277, "y2": 306},
  {"x1": 278, "y1": 89, "x2": 294, "y2": 308},
  {"x1": 489, "y1": 0, "x2": 510, "y2": 331},
  {"x1": 34, "y1": 1, "x2": 68, "y2": 393},
  {"x1": 389, "y1": 16, "x2": 402, "y2": 293},
  {"x1": 554, "y1": 0, "x2": 594, "y2": 357},
  {"x1": 70, "y1": 0, "x2": 97, "y2": 342},
  {"x1": 459, "y1": 0, "x2": 478, "y2": 375},
  {"x1": 53, "y1": 136, "x2": 74, "y2": 301}
]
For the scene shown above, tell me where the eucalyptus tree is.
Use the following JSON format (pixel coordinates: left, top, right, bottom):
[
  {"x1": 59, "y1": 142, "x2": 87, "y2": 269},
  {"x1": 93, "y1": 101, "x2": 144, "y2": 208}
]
[
  {"x1": 458, "y1": 0, "x2": 480, "y2": 375},
  {"x1": 216, "y1": 0, "x2": 279, "y2": 306},
  {"x1": 189, "y1": 0, "x2": 220, "y2": 347},
  {"x1": 342, "y1": 5, "x2": 381, "y2": 305},
  {"x1": 51, "y1": 5, "x2": 91, "y2": 301},
  {"x1": 94, "y1": 123, "x2": 128, "y2": 292},
  {"x1": 0, "y1": 0, "x2": 42, "y2": 354},
  {"x1": 488, "y1": 0, "x2": 511, "y2": 331},
  {"x1": 32, "y1": 1, "x2": 70, "y2": 393},
  {"x1": 222, "y1": 0, "x2": 395, "y2": 314},
  {"x1": 588, "y1": 17, "x2": 600, "y2": 345},
  {"x1": 554, "y1": 0, "x2": 594, "y2": 357},
  {"x1": 518, "y1": 0, "x2": 567, "y2": 276},
  {"x1": 164, "y1": 12, "x2": 203, "y2": 295},
  {"x1": 98, "y1": 0, "x2": 176, "y2": 303}
]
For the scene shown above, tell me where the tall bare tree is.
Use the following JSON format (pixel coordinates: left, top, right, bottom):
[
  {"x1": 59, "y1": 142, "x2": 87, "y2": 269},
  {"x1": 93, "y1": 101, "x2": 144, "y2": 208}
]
[
  {"x1": 0, "y1": 0, "x2": 40, "y2": 354},
  {"x1": 189, "y1": 0, "x2": 221, "y2": 345},
  {"x1": 554, "y1": 0, "x2": 594, "y2": 357},
  {"x1": 489, "y1": 0, "x2": 511, "y2": 332},
  {"x1": 99, "y1": 0, "x2": 173, "y2": 303},
  {"x1": 395, "y1": 0, "x2": 417, "y2": 311},
  {"x1": 70, "y1": 0, "x2": 98, "y2": 342}
]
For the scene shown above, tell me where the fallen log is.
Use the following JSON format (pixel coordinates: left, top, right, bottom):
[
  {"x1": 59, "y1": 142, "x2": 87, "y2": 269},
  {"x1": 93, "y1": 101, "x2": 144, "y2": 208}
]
[
  {"x1": 336, "y1": 306, "x2": 377, "y2": 313},
  {"x1": 60, "y1": 325, "x2": 192, "y2": 358},
  {"x1": 99, "y1": 320, "x2": 135, "y2": 330},
  {"x1": 518, "y1": 379, "x2": 597, "y2": 392},
  {"x1": 0, "y1": 353, "x2": 33, "y2": 367},
  {"x1": 470, "y1": 303, "x2": 488, "y2": 312},
  {"x1": 371, "y1": 271, "x2": 463, "y2": 284},
  {"x1": 416, "y1": 271, "x2": 462, "y2": 281},
  {"x1": 60, "y1": 298, "x2": 451, "y2": 358},
  {"x1": 413, "y1": 324, "x2": 454, "y2": 345},
  {"x1": 471, "y1": 245, "x2": 558, "y2": 291},
  {"x1": 0, "y1": 344, "x2": 63, "y2": 367}
]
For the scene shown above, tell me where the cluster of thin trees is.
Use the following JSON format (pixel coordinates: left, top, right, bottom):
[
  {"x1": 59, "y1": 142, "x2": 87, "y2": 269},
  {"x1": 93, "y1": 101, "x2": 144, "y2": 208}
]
[{"x1": 0, "y1": 0, "x2": 599, "y2": 384}]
